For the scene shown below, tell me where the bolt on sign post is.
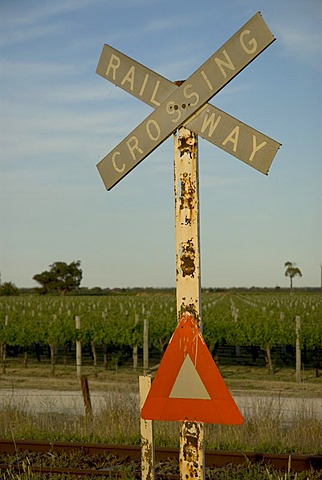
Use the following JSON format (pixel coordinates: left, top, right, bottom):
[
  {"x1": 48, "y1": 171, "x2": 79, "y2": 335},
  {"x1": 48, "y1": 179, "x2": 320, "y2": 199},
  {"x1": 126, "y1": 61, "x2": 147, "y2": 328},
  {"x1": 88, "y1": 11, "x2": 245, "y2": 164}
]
[{"x1": 94, "y1": 11, "x2": 281, "y2": 480}]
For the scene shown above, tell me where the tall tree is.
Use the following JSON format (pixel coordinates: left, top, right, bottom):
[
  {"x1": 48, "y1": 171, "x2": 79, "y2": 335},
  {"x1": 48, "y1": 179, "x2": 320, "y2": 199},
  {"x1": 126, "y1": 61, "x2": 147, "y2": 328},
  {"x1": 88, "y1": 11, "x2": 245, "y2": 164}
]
[
  {"x1": 284, "y1": 261, "x2": 302, "y2": 294},
  {"x1": 33, "y1": 261, "x2": 82, "y2": 294},
  {"x1": 0, "y1": 282, "x2": 19, "y2": 296}
]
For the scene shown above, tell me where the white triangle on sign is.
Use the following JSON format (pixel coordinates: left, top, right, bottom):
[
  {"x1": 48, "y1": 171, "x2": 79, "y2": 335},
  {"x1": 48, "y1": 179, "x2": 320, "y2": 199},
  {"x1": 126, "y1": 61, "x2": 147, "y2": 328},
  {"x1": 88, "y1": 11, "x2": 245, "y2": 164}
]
[{"x1": 169, "y1": 354, "x2": 211, "y2": 400}]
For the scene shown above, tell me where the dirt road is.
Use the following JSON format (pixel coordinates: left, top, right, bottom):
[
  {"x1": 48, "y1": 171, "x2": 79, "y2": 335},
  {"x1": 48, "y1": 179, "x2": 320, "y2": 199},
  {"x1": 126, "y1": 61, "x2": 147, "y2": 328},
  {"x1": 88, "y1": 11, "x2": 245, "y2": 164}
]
[{"x1": 1, "y1": 388, "x2": 321, "y2": 421}]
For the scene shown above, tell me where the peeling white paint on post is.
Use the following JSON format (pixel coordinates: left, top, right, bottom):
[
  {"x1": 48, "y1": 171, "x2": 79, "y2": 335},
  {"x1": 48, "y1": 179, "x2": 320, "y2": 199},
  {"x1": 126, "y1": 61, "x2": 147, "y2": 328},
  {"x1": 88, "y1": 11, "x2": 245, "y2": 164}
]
[
  {"x1": 174, "y1": 126, "x2": 204, "y2": 479},
  {"x1": 139, "y1": 375, "x2": 155, "y2": 480},
  {"x1": 180, "y1": 421, "x2": 205, "y2": 478},
  {"x1": 174, "y1": 126, "x2": 202, "y2": 323}
]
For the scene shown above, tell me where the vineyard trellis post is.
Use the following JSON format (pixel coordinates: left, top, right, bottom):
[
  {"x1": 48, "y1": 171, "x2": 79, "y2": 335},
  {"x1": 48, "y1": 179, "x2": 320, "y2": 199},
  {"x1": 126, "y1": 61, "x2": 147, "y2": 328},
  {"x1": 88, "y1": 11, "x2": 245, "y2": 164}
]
[
  {"x1": 143, "y1": 318, "x2": 149, "y2": 375},
  {"x1": 75, "y1": 315, "x2": 82, "y2": 378},
  {"x1": 133, "y1": 313, "x2": 139, "y2": 370},
  {"x1": 1, "y1": 315, "x2": 8, "y2": 374},
  {"x1": 295, "y1": 315, "x2": 301, "y2": 383}
]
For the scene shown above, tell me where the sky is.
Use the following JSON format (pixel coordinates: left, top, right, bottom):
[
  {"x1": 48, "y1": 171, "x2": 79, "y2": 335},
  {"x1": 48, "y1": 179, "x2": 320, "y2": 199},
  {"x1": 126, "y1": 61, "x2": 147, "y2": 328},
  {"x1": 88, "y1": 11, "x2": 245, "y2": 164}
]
[{"x1": 0, "y1": 0, "x2": 321, "y2": 290}]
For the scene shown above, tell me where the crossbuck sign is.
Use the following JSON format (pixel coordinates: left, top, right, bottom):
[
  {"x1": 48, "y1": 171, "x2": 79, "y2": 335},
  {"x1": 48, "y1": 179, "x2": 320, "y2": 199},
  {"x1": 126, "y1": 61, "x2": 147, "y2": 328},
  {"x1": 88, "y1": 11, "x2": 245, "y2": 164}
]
[
  {"x1": 95, "y1": 11, "x2": 281, "y2": 480},
  {"x1": 96, "y1": 12, "x2": 281, "y2": 190}
]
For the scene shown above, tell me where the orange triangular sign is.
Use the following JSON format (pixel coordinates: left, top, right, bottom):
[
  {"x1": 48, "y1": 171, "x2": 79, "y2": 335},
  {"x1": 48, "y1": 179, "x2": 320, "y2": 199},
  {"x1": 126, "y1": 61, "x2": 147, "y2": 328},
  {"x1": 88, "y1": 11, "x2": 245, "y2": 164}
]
[{"x1": 141, "y1": 314, "x2": 243, "y2": 424}]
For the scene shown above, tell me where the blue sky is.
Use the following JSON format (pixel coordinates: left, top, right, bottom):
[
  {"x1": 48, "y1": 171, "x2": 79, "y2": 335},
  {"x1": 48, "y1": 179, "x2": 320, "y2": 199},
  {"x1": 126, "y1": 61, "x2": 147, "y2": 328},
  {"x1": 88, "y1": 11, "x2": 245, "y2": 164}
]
[{"x1": 0, "y1": 0, "x2": 321, "y2": 289}]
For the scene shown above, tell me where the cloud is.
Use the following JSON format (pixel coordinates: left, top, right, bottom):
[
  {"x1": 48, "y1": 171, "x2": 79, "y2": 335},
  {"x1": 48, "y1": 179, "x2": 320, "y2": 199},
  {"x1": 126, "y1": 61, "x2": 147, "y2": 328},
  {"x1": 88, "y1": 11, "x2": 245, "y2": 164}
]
[
  {"x1": 272, "y1": 5, "x2": 322, "y2": 71},
  {"x1": 0, "y1": 23, "x2": 67, "y2": 47},
  {"x1": 279, "y1": 27, "x2": 322, "y2": 63},
  {"x1": 0, "y1": 0, "x2": 137, "y2": 48},
  {"x1": 1, "y1": 0, "x2": 95, "y2": 28},
  {"x1": 0, "y1": 59, "x2": 83, "y2": 79},
  {"x1": 0, "y1": 92, "x2": 150, "y2": 167},
  {"x1": 143, "y1": 13, "x2": 196, "y2": 34}
]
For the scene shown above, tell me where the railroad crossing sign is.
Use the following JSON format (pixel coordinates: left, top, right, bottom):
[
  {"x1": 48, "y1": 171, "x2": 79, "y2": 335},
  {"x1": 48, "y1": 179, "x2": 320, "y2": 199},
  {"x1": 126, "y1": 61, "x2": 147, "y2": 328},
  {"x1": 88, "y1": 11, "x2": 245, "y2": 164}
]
[
  {"x1": 96, "y1": 12, "x2": 281, "y2": 190},
  {"x1": 141, "y1": 313, "x2": 243, "y2": 424},
  {"x1": 95, "y1": 12, "x2": 281, "y2": 479}
]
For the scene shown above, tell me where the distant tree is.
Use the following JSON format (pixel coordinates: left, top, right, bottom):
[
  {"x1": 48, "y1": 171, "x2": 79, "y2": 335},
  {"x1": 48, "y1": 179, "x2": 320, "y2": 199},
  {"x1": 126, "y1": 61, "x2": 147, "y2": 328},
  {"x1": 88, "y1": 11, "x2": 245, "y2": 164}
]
[
  {"x1": 33, "y1": 261, "x2": 82, "y2": 295},
  {"x1": 89, "y1": 286, "x2": 103, "y2": 295},
  {"x1": 0, "y1": 281, "x2": 19, "y2": 296},
  {"x1": 284, "y1": 261, "x2": 302, "y2": 294}
]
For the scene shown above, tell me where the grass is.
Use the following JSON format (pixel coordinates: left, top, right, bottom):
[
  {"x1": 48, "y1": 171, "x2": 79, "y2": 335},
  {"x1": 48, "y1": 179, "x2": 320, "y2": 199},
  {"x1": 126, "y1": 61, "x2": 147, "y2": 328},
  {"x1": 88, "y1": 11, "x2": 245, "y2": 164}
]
[
  {"x1": 1, "y1": 358, "x2": 321, "y2": 394},
  {"x1": 0, "y1": 360, "x2": 322, "y2": 479},
  {"x1": 0, "y1": 361, "x2": 321, "y2": 456},
  {"x1": 2, "y1": 464, "x2": 322, "y2": 480},
  {"x1": 0, "y1": 361, "x2": 139, "y2": 391},
  {"x1": 2, "y1": 403, "x2": 321, "y2": 454},
  {"x1": 221, "y1": 366, "x2": 322, "y2": 398}
]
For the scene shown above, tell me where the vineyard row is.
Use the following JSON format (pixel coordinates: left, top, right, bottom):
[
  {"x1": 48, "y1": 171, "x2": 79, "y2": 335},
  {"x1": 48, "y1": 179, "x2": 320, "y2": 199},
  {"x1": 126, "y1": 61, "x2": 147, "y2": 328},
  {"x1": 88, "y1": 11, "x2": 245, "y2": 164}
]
[{"x1": 1, "y1": 292, "x2": 321, "y2": 373}]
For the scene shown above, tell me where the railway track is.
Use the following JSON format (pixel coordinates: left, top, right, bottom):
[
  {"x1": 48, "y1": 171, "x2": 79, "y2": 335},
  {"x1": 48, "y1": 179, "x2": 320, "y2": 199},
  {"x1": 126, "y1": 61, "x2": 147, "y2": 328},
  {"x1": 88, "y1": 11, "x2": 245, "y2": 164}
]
[{"x1": 1, "y1": 438, "x2": 321, "y2": 478}]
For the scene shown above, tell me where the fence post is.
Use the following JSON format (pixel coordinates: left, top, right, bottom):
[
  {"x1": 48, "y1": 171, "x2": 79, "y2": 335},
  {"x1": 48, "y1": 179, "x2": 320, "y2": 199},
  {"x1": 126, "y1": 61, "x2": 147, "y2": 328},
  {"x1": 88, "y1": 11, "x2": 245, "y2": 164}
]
[
  {"x1": 133, "y1": 313, "x2": 139, "y2": 370},
  {"x1": 295, "y1": 315, "x2": 301, "y2": 383},
  {"x1": 143, "y1": 319, "x2": 149, "y2": 375},
  {"x1": 80, "y1": 375, "x2": 93, "y2": 425},
  {"x1": 1, "y1": 315, "x2": 8, "y2": 374},
  {"x1": 75, "y1": 315, "x2": 82, "y2": 378}
]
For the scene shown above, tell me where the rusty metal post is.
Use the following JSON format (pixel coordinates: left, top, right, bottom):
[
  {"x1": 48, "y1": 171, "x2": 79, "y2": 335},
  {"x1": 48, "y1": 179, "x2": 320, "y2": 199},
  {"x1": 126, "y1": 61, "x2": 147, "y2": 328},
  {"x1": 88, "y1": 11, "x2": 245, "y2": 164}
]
[{"x1": 174, "y1": 126, "x2": 205, "y2": 479}]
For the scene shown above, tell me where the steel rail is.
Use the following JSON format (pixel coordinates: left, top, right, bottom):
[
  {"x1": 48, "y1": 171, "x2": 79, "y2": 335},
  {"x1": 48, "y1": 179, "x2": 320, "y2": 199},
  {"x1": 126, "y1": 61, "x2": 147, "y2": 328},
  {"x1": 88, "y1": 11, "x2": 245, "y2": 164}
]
[
  {"x1": 0, "y1": 438, "x2": 321, "y2": 473},
  {"x1": 0, "y1": 464, "x2": 132, "y2": 478}
]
